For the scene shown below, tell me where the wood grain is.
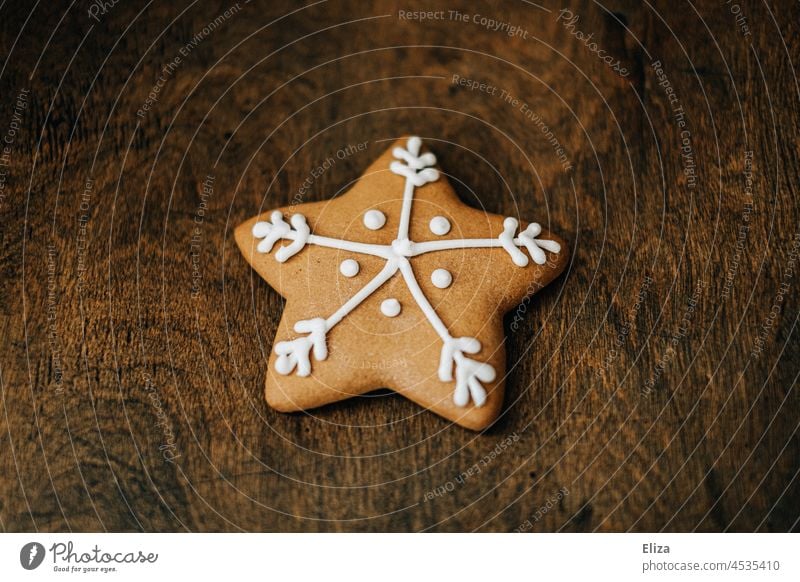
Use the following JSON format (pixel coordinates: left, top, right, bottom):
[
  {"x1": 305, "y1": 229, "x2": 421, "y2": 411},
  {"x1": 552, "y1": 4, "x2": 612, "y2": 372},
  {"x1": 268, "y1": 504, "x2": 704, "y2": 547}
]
[{"x1": 0, "y1": 0, "x2": 798, "y2": 532}]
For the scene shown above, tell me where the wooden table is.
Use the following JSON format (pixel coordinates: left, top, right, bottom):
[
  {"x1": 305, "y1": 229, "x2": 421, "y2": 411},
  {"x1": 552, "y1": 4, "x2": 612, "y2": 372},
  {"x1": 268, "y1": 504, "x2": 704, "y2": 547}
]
[{"x1": 1, "y1": 0, "x2": 797, "y2": 532}]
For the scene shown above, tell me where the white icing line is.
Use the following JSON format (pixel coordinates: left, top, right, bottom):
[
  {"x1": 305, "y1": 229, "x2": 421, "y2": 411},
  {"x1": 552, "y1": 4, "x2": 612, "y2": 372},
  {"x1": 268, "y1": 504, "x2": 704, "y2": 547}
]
[
  {"x1": 410, "y1": 238, "x2": 503, "y2": 254},
  {"x1": 274, "y1": 317, "x2": 327, "y2": 377},
  {"x1": 396, "y1": 174, "x2": 416, "y2": 241},
  {"x1": 254, "y1": 217, "x2": 559, "y2": 263},
  {"x1": 410, "y1": 230, "x2": 561, "y2": 266},
  {"x1": 273, "y1": 261, "x2": 399, "y2": 377},
  {"x1": 452, "y1": 350, "x2": 495, "y2": 407},
  {"x1": 438, "y1": 337, "x2": 478, "y2": 381},
  {"x1": 499, "y1": 217, "x2": 529, "y2": 266},
  {"x1": 307, "y1": 234, "x2": 393, "y2": 259},
  {"x1": 253, "y1": 212, "x2": 394, "y2": 259},
  {"x1": 253, "y1": 211, "x2": 291, "y2": 254},
  {"x1": 399, "y1": 257, "x2": 495, "y2": 407},
  {"x1": 438, "y1": 336, "x2": 495, "y2": 407},
  {"x1": 396, "y1": 258, "x2": 451, "y2": 341},
  {"x1": 535, "y1": 238, "x2": 562, "y2": 254},
  {"x1": 325, "y1": 259, "x2": 400, "y2": 329},
  {"x1": 294, "y1": 318, "x2": 328, "y2": 360},
  {"x1": 275, "y1": 214, "x2": 310, "y2": 262},
  {"x1": 391, "y1": 136, "x2": 440, "y2": 241}
]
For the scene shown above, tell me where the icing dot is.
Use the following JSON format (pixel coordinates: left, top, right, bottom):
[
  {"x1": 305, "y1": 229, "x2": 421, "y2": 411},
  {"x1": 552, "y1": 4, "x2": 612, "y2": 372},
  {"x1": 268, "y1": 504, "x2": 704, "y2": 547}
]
[
  {"x1": 429, "y1": 216, "x2": 451, "y2": 236},
  {"x1": 381, "y1": 298, "x2": 401, "y2": 317},
  {"x1": 363, "y1": 209, "x2": 386, "y2": 230},
  {"x1": 339, "y1": 259, "x2": 359, "y2": 277},
  {"x1": 431, "y1": 268, "x2": 452, "y2": 289}
]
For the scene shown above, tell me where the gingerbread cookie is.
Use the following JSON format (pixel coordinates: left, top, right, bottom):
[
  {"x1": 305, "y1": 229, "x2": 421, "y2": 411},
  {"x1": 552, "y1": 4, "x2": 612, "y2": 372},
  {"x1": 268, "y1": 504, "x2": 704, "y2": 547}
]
[{"x1": 236, "y1": 136, "x2": 567, "y2": 430}]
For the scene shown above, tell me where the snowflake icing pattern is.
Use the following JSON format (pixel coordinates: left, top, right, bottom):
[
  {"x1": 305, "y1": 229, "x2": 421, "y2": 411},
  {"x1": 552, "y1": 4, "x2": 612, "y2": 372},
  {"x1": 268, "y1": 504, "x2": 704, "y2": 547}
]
[{"x1": 251, "y1": 136, "x2": 561, "y2": 408}]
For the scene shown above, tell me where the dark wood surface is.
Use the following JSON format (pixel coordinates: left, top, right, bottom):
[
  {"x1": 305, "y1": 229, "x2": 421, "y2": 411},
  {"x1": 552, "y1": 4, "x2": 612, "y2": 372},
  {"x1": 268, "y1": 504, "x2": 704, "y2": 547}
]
[{"x1": 1, "y1": 0, "x2": 798, "y2": 532}]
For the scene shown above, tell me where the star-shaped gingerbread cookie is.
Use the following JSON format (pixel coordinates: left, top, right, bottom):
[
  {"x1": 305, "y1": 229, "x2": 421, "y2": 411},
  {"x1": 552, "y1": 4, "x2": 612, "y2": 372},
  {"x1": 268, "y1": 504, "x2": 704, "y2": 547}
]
[{"x1": 236, "y1": 136, "x2": 568, "y2": 430}]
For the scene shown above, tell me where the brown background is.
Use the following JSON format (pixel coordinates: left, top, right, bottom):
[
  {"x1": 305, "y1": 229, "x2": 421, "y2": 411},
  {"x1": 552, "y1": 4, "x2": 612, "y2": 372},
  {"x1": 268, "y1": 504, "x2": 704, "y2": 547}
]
[{"x1": 1, "y1": 0, "x2": 798, "y2": 532}]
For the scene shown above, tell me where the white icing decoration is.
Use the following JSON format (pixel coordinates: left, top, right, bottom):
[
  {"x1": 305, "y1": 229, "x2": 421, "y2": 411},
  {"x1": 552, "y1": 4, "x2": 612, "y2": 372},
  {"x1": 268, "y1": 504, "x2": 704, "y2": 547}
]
[
  {"x1": 251, "y1": 136, "x2": 561, "y2": 407},
  {"x1": 274, "y1": 318, "x2": 327, "y2": 377},
  {"x1": 391, "y1": 238, "x2": 413, "y2": 257},
  {"x1": 363, "y1": 209, "x2": 386, "y2": 230},
  {"x1": 339, "y1": 259, "x2": 359, "y2": 277},
  {"x1": 251, "y1": 211, "x2": 310, "y2": 262},
  {"x1": 380, "y1": 298, "x2": 401, "y2": 317},
  {"x1": 429, "y1": 216, "x2": 451, "y2": 236},
  {"x1": 496, "y1": 217, "x2": 560, "y2": 266},
  {"x1": 390, "y1": 136, "x2": 439, "y2": 241},
  {"x1": 438, "y1": 338, "x2": 496, "y2": 407},
  {"x1": 431, "y1": 268, "x2": 452, "y2": 289},
  {"x1": 398, "y1": 259, "x2": 494, "y2": 407},
  {"x1": 273, "y1": 260, "x2": 399, "y2": 376}
]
